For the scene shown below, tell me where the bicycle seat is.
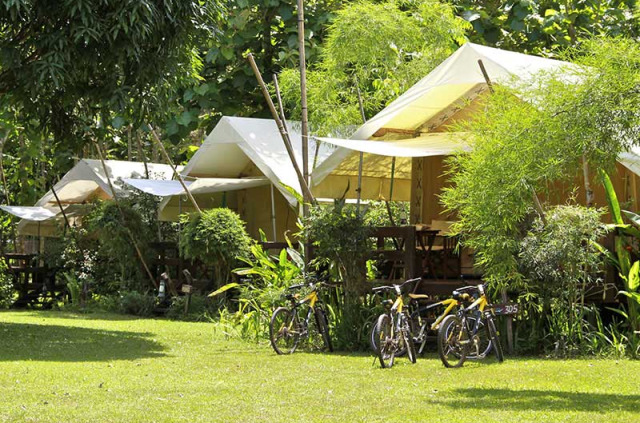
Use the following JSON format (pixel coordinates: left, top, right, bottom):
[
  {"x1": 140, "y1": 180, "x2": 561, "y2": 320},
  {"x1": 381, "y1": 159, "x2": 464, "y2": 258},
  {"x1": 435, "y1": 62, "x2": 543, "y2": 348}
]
[{"x1": 408, "y1": 293, "x2": 430, "y2": 300}]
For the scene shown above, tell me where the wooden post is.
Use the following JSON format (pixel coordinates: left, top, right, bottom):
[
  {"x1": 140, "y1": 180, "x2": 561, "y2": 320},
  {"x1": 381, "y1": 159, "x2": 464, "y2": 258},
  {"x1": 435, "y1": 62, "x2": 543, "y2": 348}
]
[
  {"x1": 50, "y1": 184, "x2": 71, "y2": 232},
  {"x1": 246, "y1": 54, "x2": 314, "y2": 203},
  {"x1": 502, "y1": 289, "x2": 514, "y2": 355},
  {"x1": 93, "y1": 140, "x2": 158, "y2": 289},
  {"x1": 297, "y1": 0, "x2": 310, "y2": 218},
  {"x1": 410, "y1": 157, "x2": 424, "y2": 224},
  {"x1": 355, "y1": 79, "x2": 366, "y2": 213},
  {"x1": 147, "y1": 125, "x2": 201, "y2": 214}
]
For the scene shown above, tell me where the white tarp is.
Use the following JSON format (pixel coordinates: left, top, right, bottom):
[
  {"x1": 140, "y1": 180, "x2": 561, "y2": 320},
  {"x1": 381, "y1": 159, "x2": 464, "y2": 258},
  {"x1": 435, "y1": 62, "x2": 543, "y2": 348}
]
[
  {"x1": 34, "y1": 159, "x2": 177, "y2": 207},
  {"x1": 124, "y1": 177, "x2": 269, "y2": 197},
  {"x1": 0, "y1": 206, "x2": 58, "y2": 221},
  {"x1": 170, "y1": 116, "x2": 335, "y2": 206},
  {"x1": 316, "y1": 133, "x2": 470, "y2": 157},
  {"x1": 350, "y1": 42, "x2": 578, "y2": 141}
]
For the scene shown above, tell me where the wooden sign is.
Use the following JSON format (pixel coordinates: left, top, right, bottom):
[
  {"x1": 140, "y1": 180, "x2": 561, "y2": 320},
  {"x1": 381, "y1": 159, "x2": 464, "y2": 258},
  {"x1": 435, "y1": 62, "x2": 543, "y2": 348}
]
[
  {"x1": 181, "y1": 284, "x2": 193, "y2": 294},
  {"x1": 493, "y1": 303, "x2": 519, "y2": 316}
]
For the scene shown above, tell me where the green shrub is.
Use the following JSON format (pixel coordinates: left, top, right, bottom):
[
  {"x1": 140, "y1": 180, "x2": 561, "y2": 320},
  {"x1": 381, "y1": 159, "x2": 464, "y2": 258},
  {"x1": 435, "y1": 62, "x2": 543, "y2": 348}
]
[
  {"x1": 119, "y1": 291, "x2": 156, "y2": 316},
  {"x1": 179, "y1": 208, "x2": 251, "y2": 287},
  {"x1": 166, "y1": 294, "x2": 215, "y2": 321},
  {"x1": 517, "y1": 204, "x2": 607, "y2": 355},
  {"x1": 304, "y1": 202, "x2": 373, "y2": 297},
  {"x1": 0, "y1": 260, "x2": 13, "y2": 309}
]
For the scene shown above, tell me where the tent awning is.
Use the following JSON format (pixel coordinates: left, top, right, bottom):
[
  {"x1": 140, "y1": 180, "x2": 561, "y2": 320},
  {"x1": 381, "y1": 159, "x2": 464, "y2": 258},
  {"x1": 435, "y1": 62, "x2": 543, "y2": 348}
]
[
  {"x1": 0, "y1": 206, "x2": 58, "y2": 221},
  {"x1": 124, "y1": 177, "x2": 270, "y2": 197},
  {"x1": 315, "y1": 133, "x2": 470, "y2": 158}
]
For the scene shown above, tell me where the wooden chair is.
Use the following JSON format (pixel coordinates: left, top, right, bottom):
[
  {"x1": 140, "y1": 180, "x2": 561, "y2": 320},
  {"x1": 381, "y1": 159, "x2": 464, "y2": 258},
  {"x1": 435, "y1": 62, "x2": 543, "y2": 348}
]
[{"x1": 428, "y1": 220, "x2": 461, "y2": 279}]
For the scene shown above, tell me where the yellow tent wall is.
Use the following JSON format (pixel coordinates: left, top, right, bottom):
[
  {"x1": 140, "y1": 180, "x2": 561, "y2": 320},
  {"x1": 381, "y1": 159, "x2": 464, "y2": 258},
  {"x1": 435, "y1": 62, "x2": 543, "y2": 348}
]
[{"x1": 410, "y1": 156, "x2": 640, "y2": 225}]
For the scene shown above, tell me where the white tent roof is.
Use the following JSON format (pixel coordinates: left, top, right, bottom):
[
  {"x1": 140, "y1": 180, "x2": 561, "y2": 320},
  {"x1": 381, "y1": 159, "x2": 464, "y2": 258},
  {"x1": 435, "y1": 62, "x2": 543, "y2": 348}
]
[
  {"x1": 34, "y1": 159, "x2": 176, "y2": 207},
  {"x1": 124, "y1": 177, "x2": 269, "y2": 197},
  {"x1": 16, "y1": 159, "x2": 175, "y2": 236},
  {"x1": 351, "y1": 42, "x2": 577, "y2": 141},
  {"x1": 176, "y1": 116, "x2": 334, "y2": 205},
  {"x1": 0, "y1": 206, "x2": 58, "y2": 221},
  {"x1": 312, "y1": 43, "x2": 580, "y2": 187}
]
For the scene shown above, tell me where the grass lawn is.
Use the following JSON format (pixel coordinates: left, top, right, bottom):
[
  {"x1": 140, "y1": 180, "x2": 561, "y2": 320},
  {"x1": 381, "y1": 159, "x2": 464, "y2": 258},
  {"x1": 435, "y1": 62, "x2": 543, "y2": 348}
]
[{"x1": 0, "y1": 311, "x2": 639, "y2": 422}]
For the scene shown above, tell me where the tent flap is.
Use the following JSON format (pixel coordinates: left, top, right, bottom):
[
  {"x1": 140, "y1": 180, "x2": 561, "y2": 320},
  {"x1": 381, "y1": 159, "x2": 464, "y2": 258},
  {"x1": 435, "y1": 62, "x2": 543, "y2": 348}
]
[{"x1": 124, "y1": 177, "x2": 270, "y2": 197}]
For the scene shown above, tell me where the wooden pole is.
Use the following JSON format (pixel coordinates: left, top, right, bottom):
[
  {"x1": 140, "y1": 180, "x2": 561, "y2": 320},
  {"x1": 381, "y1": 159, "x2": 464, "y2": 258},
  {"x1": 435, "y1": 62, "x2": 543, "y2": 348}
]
[
  {"x1": 50, "y1": 184, "x2": 71, "y2": 232},
  {"x1": 147, "y1": 125, "x2": 201, "y2": 214},
  {"x1": 355, "y1": 79, "x2": 366, "y2": 213},
  {"x1": 246, "y1": 53, "x2": 314, "y2": 203},
  {"x1": 93, "y1": 140, "x2": 158, "y2": 289},
  {"x1": 477, "y1": 60, "x2": 494, "y2": 94},
  {"x1": 135, "y1": 131, "x2": 150, "y2": 179},
  {"x1": 297, "y1": 0, "x2": 310, "y2": 218}
]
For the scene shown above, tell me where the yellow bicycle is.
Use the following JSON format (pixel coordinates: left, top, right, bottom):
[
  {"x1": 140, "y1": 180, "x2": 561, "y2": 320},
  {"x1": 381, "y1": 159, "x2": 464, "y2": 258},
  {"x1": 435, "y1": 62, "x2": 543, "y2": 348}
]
[
  {"x1": 269, "y1": 280, "x2": 334, "y2": 354},
  {"x1": 437, "y1": 284, "x2": 504, "y2": 368}
]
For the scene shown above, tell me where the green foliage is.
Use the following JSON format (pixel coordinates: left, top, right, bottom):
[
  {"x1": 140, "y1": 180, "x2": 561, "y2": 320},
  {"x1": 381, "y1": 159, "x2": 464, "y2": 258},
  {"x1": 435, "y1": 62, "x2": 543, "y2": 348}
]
[
  {"x1": 179, "y1": 209, "x2": 252, "y2": 287},
  {"x1": 166, "y1": 294, "x2": 217, "y2": 322},
  {"x1": 363, "y1": 201, "x2": 410, "y2": 227},
  {"x1": 518, "y1": 205, "x2": 607, "y2": 355},
  {"x1": 118, "y1": 291, "x2": 156, "y2": 317},
  {"x1": 278, "y1": 0, "x2": 470, "y2": 135},
  {"x1": 442, "y1": 37, "x2": 640, "y2": 287},
  {"x1": 305, "y1": 202, "x2": 373, "y2": 296},
  {"x1": 62, "y1": 272, "x2": 83, "y2": 308},
  {"x1": 84, "y1": 199, "x2": 153, "y2": 292},
  {"x1": 451, "y1": 0, "x2": 639, "y2": 55},
  {"x1": 0, "y1": 260, "x2": 13, "y2": 309},
  {"x1": 0, "y1": 0, "x2": 221, "y2": 152}
]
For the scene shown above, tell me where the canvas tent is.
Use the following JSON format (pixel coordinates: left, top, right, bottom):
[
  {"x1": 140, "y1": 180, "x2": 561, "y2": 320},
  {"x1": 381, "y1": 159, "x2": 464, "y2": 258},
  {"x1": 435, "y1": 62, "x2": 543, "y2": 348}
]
[
  {"x1": 312, "y1": 42, "x2": 640, "y2": 223},
  {"x1": 157, "y1": 116, "x2": 334, "y2": 241},
  {"x1": 13, "y1": 159, "x2": 175, "y2": 237}
]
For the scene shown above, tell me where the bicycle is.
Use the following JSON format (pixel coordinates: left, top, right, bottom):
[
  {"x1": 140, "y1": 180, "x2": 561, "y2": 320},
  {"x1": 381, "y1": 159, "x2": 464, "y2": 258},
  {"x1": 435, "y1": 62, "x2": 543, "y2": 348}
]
[
  {"x1": 372, "y1": 277, "x2": 421, "y2": 368},
  {"x1": 269, "y1": 280, "x2": 334, "y2": 355},
  {"x1": 437, "y1": 283, "x2": 504, "y2": 368},
  {"x1": 370, "y1": 285, "x2": 492, "y2": 360}
]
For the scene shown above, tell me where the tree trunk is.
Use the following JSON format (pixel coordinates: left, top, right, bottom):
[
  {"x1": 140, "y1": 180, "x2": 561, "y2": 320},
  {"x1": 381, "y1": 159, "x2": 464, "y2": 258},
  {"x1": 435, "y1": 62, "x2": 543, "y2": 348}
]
[{"x1": 583, "y1": 154, "x2": 594, "y2": 207}]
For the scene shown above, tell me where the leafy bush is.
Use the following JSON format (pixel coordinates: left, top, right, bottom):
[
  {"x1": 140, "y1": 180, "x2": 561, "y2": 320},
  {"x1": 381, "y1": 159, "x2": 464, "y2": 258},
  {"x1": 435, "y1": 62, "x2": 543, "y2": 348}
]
[
  {"x1": 517, "y1": 205, "x2": 607, "y2": 355},
  {"x1": 84, "y1": 199, "x2": 154, "y2": 293},
  {"x1": 179, "y1": 208, "x2": 251, "y2": 287},
  {"x1": 304, "y1": 202, "x2": 373, "y2": 297},
  {"x1": 0, "y1": 260, "x2": 13, "y2": 309},
  {"x1": 118, "y1": 291, "x2": 156, "y2": 317},
  {"x1": 166, "y1": 294, "x2": 216, "y2": 321}
]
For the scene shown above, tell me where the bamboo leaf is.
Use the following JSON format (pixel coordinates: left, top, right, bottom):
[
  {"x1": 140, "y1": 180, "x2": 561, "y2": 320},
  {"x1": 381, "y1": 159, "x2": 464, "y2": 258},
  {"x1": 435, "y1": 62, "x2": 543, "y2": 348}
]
[
  {"x1": 629, "y1": 261, "x2": 640, "y2": 292},
  {"x1": 208, "y1": 283, "x2": 240, "y2": 297},
  {"x1": 600, "y1": 169, "x2": 623, "y2": 224}
]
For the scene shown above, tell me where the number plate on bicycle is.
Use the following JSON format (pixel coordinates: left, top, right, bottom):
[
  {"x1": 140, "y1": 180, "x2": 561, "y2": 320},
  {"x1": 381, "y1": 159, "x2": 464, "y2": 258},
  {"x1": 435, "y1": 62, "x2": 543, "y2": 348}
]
[{"x1": 493, "y1": 303, "x2": 519, "y2": 316}]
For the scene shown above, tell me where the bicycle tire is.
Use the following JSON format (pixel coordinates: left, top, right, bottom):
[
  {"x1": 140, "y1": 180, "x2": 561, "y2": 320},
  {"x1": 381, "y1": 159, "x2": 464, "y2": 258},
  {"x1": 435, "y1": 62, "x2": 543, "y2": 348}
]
[
  {"x1": 269, "y1": 307, "x2": 300, "y2": 355},
  {"x1": 315, "y1": 307, "x2": 333, "y2": 352},
  {"x1": 437, "y1": 315, "x2": 467, "y2": 368},
  {"x1": 401, "y1": 313, "x2": 417, "y2": 364},
  {"x1": 466, "y1": 317, "x2": 492, "y2": 360},
  {"x1": 486, "y1": 315, "x2": 504, "y2": 363},
  {"x1": 375, "y1": 313, "x2": 395, "y2": 368},
  {"x1": 370, "y1": 317, "x2": 380, "y2": 353}
]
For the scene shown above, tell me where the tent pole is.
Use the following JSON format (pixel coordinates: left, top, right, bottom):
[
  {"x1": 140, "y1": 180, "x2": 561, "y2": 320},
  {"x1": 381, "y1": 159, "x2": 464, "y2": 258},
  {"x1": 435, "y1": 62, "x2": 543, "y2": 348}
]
[
  {"x1": 148, "y1": 125, "x2": 201, "y2": 214},
  {"x1": 270, "y1": 184, "x2": 277, "y2": 241},
  {"x1": 135, "y1": 131, "x2": 150, "y2": 179},
  {"x1": 247, "y1": 54, "x2": 314, "y2": 205},
  {"x1": 93, "y1": 140, "x2": 158, "y2": 289},
  {"x1": 297, "y1": 0, "x2": 310, "y2": 219},
  {"x1": 355, "y1": 78, "x2": 367, "y2": 213},
  {"x1": 50, "y1": 184, "x2": 71, "y2": 233}
]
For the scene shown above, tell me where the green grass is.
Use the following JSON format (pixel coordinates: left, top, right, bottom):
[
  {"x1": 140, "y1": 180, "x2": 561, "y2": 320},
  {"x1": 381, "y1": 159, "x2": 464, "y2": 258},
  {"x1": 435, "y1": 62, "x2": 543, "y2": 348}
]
[{"x1": 0, "y1": 311, "x2": 639, "y2": 422}]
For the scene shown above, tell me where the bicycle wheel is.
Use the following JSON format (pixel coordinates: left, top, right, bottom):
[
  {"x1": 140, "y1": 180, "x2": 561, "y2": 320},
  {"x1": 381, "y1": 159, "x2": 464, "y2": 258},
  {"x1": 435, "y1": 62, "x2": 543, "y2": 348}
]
[
  {"x1": 375, "y1": 313, "x2": 396, "y2": 368},
  {"x1": 437, "y1": 315, "x2": 468, "y2": 368},
  {"x1": 269, "y1": 307, "x2": 300, "y2": 355},
  {"x1": 466, "y1": 317, "x2": 492, "y2": 360},
  {"x1": 369, "y1": 318, "x2": 380, "y2": 353},
  {"x1": 401, "y1": 313, "x2": 417, "y2": 364},
  {"x1": 314, "y1": 307, "x2": 333, "y2": 352},
  {"x1": 485, "y1": 315, "x2": 504, "y2": 362}
]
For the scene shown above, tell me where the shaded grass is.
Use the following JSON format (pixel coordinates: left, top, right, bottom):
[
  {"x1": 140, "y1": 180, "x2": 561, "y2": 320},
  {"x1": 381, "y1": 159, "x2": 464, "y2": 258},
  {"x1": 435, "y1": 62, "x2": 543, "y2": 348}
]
[{"x1": 0, "y1": 310, "x2": 639, "y2": 422}]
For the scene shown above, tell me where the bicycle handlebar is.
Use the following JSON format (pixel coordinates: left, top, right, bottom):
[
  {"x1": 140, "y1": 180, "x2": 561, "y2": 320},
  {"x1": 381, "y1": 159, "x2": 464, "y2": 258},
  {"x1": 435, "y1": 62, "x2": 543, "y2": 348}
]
[{"x1": 371, "y1": 277, "x2": 422, "y2": 293}]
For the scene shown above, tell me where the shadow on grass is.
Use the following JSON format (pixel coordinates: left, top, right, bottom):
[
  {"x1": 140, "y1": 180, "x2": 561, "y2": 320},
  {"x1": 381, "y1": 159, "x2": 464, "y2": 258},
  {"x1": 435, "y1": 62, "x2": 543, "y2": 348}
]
[
  {"x1": 434, "y1": 388, "x2": 640, "y2": 413},
  {"x1": 0, "y1": 322, "x2": 165, "y2": 362}
]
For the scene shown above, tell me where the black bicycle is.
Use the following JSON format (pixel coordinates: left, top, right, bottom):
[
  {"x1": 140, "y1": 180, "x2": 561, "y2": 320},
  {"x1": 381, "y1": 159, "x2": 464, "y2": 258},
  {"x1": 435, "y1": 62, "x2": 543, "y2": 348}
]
[{"x1": 269, "y1": 280, "x2": 334, "y2": 354}]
